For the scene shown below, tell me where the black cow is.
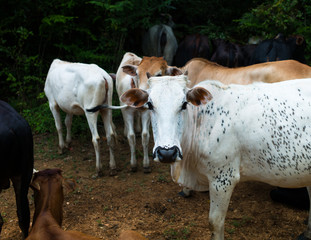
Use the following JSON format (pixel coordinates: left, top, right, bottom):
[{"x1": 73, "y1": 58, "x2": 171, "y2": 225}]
[
  {"x1": 250, "y1": 33, "x2": 306, "y2": 65},
  {"x1": 0, "y1": 100, "x2": 34, "y2": 239},
  {"x1": 241, "y1": 43, "x2": 258, "y2": 66},
  {"x1": 173, "y1": 34, "x2": 212, "y2": 67},
  {"x1": 142, "y1": 24, "x2": 178, "y2": 65},
  {"x1": 210, "y1": 39, "x2": 247, "y2": 67}
]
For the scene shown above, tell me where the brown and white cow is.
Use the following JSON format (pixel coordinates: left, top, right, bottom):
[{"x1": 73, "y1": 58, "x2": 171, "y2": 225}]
[
  {"x1": 88, "y1": 53, "x2": 181, "y2": 173},
  {"x1": 183, "y1": 58, "x2": 311, "y2": 88},
  {"x1": 45, "y1": 59, "x2": 117, "y2": 177}
]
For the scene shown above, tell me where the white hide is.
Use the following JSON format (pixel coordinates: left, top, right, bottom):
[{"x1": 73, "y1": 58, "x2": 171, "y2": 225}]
[
  {"x1": 145, "y1": 75, "x2": 311, "y2": 240},
  {"x1": 44, "y1": 59, "x2": 116, "y2": 176},
  {"x1": 116, "y1": 53, "x2": 151, "y2": 172}
]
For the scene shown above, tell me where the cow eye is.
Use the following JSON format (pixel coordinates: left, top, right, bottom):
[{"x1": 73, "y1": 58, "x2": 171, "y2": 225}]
[
  {"x1": 181, "y1": 102, "x2": 188, "y2": 110},
  {"x1": 147, "y1": 102, "x2": 154, "y2": 110}
]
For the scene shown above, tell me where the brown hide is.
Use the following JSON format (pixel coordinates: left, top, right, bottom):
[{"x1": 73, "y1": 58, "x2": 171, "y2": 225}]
[
  {"x1": 183, "y1": 58, "x2": 311, "y2": 87},
  {"x1": 121, "y1": 55, "x2": 181, "y2": 90},
  {"x1": 136, "y1": 56, "x2": 168, "y2": 89}
]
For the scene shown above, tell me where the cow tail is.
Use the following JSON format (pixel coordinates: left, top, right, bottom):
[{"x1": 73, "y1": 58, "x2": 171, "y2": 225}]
[
  {"x1": 86, "y1": 105, "x2": 107, "y2": 112},
  {"x1": 86, "y1": 104, "x2": 127, "y2": 112},
  {"x1": 158, "y1": 25, "x2": 166, "y2": 57}
]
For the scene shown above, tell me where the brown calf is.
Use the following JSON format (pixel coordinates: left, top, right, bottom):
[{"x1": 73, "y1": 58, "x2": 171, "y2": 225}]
[
  {"x1": 26, "y1": 169, "x2": 147, "y2": 240},
  {"x1": 114, "y1": 53, "x2": 181, "y2": 173}
]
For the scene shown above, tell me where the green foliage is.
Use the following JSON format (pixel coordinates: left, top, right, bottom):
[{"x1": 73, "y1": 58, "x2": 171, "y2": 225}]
[
  {"x1": 237, "y1": 0, "x2": 311, "y2": 39},
  {"x1": 236, "y1": 0, "x2": 311, "y2": 61},
  {"x1": 21, "y1": 102, "x2": 90, "y2": 135},
  {"x1": 1, "y1": 0, "x2": 311, "y2": 134},
  {"x1": 22, "y1": 102, "x2": 55, "y2": 134}
]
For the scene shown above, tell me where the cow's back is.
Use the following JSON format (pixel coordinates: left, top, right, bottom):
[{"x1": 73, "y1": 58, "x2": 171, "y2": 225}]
[
  {"x1": 142, "y1": 24, "x2": 177, "y2": 65},
  {"x1": 45, "y1": 59, "x2": 112, "y2": 115},
  {"x1": 250, "y1": 34, "x2": 306, "y2": 64},
  {"x1": 185, "y1": 58, "x2": 311, "y2": 87}
]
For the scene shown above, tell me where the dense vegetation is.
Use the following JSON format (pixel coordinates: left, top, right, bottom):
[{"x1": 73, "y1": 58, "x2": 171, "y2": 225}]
[{"x1": 1, "y1": 0, "x2": 310, "y2": 133}]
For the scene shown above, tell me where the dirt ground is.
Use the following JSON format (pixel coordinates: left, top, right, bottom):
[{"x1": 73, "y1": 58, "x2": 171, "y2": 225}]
[{"x1": 0, "y1": 118, "x2": 309, "y2": 240}]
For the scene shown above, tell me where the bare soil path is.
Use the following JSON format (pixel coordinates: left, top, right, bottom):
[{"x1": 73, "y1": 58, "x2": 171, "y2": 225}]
[{"x1": 0, "y1": 119, "x2": 308, "y2": 240}]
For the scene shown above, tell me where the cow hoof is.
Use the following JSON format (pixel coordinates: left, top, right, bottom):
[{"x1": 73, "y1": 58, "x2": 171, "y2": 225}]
[
  {"x1": 296, "y1": 233, "x2": 311, "y2": 240},
  {"x1": 109, "y1": 168, "x2": 117, "y2": 176},
  {"x1": 131, "y1": 166, "x2": 137, "y2": 172},
  {"x1": 58, "y1": 148, "x2": 65, "y2": 154},
  {"x1": 143, "y1": 166, "x2": 152, "y2": 174},
  {"x1": 97, "y1": 170, "x2": 104, "y2": 177},
  {"x1": 178, "y1": 190, "x2": 192, "y2": 198}
]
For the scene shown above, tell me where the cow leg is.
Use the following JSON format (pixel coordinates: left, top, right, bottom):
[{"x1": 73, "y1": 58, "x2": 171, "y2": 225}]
[
  {"x1": 141, "y1": 111, "x2": 151, "y2": 173},
  {"x1": 178, "y1": 187, "x2": 193, "y2": 197},
  {"x1": 121, "y1": 108, "x2": 137, "y2": 172},
  {"x1": 64, "y1": 113, "x2": 73, "y2": 148},
  {"x1": 11, "y1": 175, "x2": 30, "y2": 239},
  {"x1": 49, "y1": 103, "x2": 65, "y2": 153},
  {"x1": 297, "y1": 186, "x2": 311, "y2": 240},
  {"x1": 100, "y1": 109, "x2": 117, "y2": 176},
  {"x1": 208, "y1": 178, "x2": 237, "y2": 240},
  {"x1": 85, "y1": 112, "x2": 103, "y2": 176}
]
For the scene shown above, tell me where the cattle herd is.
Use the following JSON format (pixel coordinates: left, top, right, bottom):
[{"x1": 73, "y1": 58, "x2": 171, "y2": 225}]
[{"x1": 1, "y1": 28, "x2": 311, "y2": 240}]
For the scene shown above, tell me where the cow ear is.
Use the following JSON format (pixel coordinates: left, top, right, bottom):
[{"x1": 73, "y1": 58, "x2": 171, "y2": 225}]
[
  {"x1": 146, "y1": 72, "x2": 152, "y2": 79},
  {"x1": 166, "y1": 67, "x2": 183, "y2": 76},
  {"x1": 186, "y1": 87, "x2": 213, "y2": 106},
  {"x1": 120, "y1": 88, "x2": 149, "y2": 108},
  {"x1": 30, "y1": 179, "x2": 40, "y2": 192},
  {"x1": 122, "y1": 65, "x2": 137, "y2": 76}
]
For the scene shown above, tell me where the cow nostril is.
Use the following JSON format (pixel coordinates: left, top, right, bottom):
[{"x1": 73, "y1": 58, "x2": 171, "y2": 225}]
[{"x1": 155, "y1": 146, "x2": 179, "y2": 163}]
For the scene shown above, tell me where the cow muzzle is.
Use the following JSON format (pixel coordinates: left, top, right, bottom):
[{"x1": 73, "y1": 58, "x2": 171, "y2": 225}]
[{"x1": 153, "y1": 146, "x2": 182, "y2": 163}]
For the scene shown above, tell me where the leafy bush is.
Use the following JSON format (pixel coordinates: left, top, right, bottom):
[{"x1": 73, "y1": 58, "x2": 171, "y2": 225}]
[
  {"x1": 1, "y1": 0, "x2": 311, "y2": 136},
  {"x1": 236, "y1": 0, "x2": 311, "y2": 62},
  {"x1": 22, "y1": 102, "x2": 55, "y2": 134}
]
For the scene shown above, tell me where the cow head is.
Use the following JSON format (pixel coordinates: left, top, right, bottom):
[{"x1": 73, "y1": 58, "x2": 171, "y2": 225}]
[
  {"x1": 120, "y1": 75, "x2": 212, "y2": 164},
  {"x1": 30, "y1": 169, "x2": 76, "y2": 226},
  {"x1": 122, "y1": 56, "x2": 182, "y2": 90}
]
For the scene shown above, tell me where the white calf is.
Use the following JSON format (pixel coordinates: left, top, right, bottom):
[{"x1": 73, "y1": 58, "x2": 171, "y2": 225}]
[
  {"x1": 120, "y1": 75, "x2": 311, "y2": 240},
  {"x1": 44, "y1": 59, "x2": 116, "y2": 176}
]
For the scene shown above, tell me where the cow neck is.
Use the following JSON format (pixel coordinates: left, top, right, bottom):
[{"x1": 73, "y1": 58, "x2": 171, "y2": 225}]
[{"x1": 33, "y1": 177, "x2": 63, "y2": 227}]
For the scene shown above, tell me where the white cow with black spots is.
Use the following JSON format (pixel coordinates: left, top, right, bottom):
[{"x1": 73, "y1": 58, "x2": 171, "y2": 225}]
[
  {"x1": 119, "y1": 75, "x2": 311, "y2": 240},
  {"x1": 45, "y1": 59, "x2": 116, "y2": 176}
]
